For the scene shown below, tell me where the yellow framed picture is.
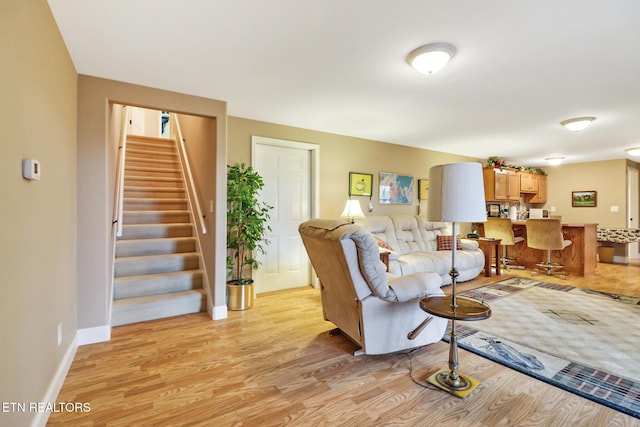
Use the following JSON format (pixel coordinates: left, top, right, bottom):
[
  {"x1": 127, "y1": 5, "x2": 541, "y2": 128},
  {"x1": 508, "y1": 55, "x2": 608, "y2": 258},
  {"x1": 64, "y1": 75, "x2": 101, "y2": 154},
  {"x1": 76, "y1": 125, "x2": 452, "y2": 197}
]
[
  {"x1": 418, "y1": 179, "x2": 429, "y2": 200},
  {"x1": 349, "y1": 172, "x2": 373, "y2": 196}
]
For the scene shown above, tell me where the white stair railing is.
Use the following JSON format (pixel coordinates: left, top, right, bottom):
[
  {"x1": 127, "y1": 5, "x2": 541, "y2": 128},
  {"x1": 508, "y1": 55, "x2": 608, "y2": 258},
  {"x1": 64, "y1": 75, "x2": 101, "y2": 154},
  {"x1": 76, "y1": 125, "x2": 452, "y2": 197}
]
[
  {"x1": 172, "y1": 114, "x2": 207, "y2": 234},
  {"x1": 113, "y1": 106, "x2": 130, "y2": 237}
]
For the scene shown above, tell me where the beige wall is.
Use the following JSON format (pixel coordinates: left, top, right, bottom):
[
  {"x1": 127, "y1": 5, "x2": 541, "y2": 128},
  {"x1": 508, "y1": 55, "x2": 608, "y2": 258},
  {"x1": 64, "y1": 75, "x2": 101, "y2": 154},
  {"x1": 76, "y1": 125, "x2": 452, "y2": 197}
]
[
  {"x1": 541, "y1": 159, "x2": 640, "y2": 259},
  {"x1": 543, "y1": 159, "x2": 631, "y2": 228},
  {"x1": 0, "y1": 1, "x2": 78, "y2": 425},
  {"x1": 176, "y1": 113, "x2": 218, "y2": 292},
  {"x1": 77, "y1": 76, "x2": 228, "y2": 329},
  {"x1": 228, "y1": 117, "x2": 480, "y2": 220}
]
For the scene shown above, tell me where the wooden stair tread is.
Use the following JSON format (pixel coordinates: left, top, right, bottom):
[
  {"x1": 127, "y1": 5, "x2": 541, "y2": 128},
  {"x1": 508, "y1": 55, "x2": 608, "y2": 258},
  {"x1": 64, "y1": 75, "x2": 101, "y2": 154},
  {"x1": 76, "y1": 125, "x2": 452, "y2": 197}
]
[
  {"x1": 115, "y1": 251, "x2": 199, "y2": 262},
  {"x1": 114, "y1": 269, "x2": 202, "y2": 284},
  {"x1": 125, "y1": 175, "x2": 183, "y2": 182},
  {"x1": 123, "y1": 198, "x2": 188, "y2": 203}
]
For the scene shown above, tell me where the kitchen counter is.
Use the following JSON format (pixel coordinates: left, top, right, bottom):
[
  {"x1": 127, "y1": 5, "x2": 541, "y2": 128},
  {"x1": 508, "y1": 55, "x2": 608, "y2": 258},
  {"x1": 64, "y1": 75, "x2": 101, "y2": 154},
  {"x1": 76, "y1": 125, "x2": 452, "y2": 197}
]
[{"x1": 479, "y1": 221, "x2": 598, "y2": 276}]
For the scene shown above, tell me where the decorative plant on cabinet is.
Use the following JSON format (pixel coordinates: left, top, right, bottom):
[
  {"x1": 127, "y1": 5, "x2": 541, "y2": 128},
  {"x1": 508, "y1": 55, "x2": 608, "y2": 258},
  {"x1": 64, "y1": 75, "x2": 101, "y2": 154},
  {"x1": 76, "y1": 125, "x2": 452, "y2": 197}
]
[{"x1": 226, "y1": 163, "x2": 272, "y2": 310}]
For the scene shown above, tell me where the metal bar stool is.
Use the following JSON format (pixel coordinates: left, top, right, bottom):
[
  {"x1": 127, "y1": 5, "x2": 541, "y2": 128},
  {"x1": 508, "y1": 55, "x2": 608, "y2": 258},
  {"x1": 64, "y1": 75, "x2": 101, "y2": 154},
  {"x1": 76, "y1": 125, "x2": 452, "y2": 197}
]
[
  {"x1": 525, "y1": 218, "x2": 573, "y2": 279},
  {"x1": 483, "y1": 218, "x2": 525, "y2": 271}
]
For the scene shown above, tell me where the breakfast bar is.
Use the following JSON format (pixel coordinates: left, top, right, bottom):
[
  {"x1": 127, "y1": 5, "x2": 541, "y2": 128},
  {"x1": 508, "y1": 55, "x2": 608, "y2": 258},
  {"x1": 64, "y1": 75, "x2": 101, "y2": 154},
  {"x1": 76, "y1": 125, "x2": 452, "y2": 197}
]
[{"x1": 479, "y1": 221, "x2": 598, "y2": 276}]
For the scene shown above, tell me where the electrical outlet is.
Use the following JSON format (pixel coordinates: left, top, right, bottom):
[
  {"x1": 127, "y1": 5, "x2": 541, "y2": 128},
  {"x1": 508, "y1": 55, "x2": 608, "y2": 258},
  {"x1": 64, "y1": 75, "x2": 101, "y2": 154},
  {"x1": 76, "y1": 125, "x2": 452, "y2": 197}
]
[
  {"x1": 550, "y1": 206, "x2": 556, "y2": 212},
  {"x1": 611, "y1": 206, "x2": 619, "y2": 212},
  {"x1": 57, "y1": 323, "x2": 62, "y2": 347}
]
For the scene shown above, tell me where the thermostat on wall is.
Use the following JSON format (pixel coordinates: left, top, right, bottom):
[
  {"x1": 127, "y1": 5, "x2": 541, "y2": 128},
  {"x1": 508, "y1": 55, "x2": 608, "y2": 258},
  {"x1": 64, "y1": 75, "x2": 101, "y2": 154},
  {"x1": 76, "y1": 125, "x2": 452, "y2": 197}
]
[{"x1": 22, "y1": 159, "x2": 41, "y2": 181}]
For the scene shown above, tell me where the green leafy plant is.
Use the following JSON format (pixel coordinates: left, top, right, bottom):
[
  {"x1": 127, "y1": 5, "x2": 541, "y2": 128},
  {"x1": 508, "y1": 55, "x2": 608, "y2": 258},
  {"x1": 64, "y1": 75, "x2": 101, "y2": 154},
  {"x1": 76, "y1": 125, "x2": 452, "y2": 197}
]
[
  {"x1": 226, "y1": 163, "x2": 272, "y2": 285},
  {"x1": 485, "y1": 157, "x2": 546, "y2": 175}
]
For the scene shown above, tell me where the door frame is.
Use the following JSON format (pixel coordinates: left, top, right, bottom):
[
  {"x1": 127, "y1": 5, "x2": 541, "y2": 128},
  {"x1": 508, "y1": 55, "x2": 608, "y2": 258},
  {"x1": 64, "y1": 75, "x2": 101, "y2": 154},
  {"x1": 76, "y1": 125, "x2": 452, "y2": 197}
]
[
  {"x1": 251, "y1": 135, "x2": 320, "y2": 286},
  {"x1": 628, "y1": 166, "x2": 639, "y2": 259}
]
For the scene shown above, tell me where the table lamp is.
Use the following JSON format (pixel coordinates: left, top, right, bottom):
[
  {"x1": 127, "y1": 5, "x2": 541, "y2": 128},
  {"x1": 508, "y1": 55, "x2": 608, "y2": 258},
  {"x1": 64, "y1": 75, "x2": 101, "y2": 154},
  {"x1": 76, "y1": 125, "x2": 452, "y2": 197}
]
[
  {"x1": 341, "y1": 199, "x2": 365, "y2": 223},
  {"x1": 422, "y1": 162, "x2": 491, "y2": 397}
]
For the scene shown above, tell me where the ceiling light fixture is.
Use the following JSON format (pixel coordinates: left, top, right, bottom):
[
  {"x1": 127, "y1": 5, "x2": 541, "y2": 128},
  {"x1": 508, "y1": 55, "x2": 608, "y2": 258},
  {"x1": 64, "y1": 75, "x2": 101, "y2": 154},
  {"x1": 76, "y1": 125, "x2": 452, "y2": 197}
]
[
  {"x1": 625, "y1": 147, "x2": 640, "y2": 156},
  {"x1": 545, "y1": 157, "x2": 566, "y2": 165},
  {"x1": 407, "y1": 43, "x2": 456, "y2": 75},
  {"x1": 560, "y1": 116, "x2": 596, "y2": 132}
]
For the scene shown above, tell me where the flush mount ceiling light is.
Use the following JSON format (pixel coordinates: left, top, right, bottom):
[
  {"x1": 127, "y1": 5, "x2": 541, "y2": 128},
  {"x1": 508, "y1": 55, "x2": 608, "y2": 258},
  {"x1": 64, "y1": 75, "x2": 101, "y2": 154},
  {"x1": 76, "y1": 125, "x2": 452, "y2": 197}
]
[
  {"x1": 625, "y1": 147, "x2": 640, "y2": 156},
  {"x1": 560, "y1": 116, "x2": 596, "y2": 131},
  {"x1": 545, "y1": 157, "x2": 566, "y2": 165},
  {"x1": 407, "y1": 43, "x2": 456, "y2": 74}
]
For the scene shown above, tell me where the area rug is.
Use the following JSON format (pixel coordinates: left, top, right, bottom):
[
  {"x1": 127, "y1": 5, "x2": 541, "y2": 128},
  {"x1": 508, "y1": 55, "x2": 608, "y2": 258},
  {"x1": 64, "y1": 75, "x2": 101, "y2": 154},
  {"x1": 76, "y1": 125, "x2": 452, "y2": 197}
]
[{"x1": 443, "y1": 277, "x2": 640, "y2": 419}]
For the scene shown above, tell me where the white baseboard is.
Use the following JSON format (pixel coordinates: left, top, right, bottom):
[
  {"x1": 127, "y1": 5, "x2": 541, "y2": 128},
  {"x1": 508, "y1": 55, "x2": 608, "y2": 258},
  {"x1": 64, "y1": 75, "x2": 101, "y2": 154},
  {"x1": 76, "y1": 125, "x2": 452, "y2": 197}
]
[
  {"x1": 77, "y1": 325, "x2": 111, "y2": 346},
  {"x1": 211, "y1": 304, "x2": 227, "y2": 320},
  {"x1": 613, "y1": 255, "x2": 629, "y2": 264},
  {"x1": 29, "y1": 333, "x2": 79, "y2": 427}
]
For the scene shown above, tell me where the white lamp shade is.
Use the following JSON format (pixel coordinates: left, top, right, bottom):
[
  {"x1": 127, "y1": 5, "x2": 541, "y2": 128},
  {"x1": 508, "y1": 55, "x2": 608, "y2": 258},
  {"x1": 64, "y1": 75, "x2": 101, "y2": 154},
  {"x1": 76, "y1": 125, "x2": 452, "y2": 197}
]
[
  {"x1": 341, "y1": 200, "x2": 365, "y2": 220},
  {"x1": 427, "y1": 162, "x2": 487, "y2": 223}
]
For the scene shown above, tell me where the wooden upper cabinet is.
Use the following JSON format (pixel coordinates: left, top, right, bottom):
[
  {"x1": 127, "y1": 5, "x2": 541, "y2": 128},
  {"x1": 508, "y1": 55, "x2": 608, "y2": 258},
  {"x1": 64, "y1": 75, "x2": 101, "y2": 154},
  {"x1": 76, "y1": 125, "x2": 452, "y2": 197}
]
[
  {"x1": 520, "y1": 172, "x2": 539, "y2": 193},
  {"x1": 483, "y1": 168, "x2": 520, "y2": 202},
  {"x1": 507, "y1": 171, "x2": 520, "y2": 201},
  {"x1": 527, "y1": 174, "x2": 547, "y2": 203}
]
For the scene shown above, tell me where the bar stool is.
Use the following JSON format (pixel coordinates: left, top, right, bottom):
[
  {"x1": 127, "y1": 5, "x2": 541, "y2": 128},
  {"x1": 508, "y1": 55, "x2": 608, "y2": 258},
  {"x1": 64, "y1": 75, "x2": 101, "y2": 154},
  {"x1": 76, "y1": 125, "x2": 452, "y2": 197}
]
[
  {"x1": 525, "y1": 218, "x2": 573, "y2": 279},
  {"x1": 483, "y1": 218, "x2": 525, "y2": 271}
]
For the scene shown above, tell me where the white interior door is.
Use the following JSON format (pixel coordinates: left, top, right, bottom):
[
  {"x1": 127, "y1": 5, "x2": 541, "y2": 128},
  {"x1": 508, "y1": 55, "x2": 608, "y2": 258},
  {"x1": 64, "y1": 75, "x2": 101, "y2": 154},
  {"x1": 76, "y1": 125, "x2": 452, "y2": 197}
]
[
  {"x1": 628, "y1": 166, "x2": 639, "y2": 259},
  {"x1": 253, "y1": 141, "x2": 313, "y2": 293},
  {"x1": 127, "y1": 107, "x2": 161, "y2": 137},
  {"x1": 127, "y1": 107, "x2": 146, "y2": 135}
]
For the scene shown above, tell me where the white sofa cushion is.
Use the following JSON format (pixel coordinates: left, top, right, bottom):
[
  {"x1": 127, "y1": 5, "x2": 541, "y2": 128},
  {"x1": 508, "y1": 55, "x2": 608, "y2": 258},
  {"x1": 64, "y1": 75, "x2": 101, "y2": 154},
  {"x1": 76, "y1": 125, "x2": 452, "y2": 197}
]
[
  {"x1": 390, "y1": 215, "x2": 428, "y2": 254},
  {"x1": 356, "y1": 215, "x2": 399, "y2": 250}
]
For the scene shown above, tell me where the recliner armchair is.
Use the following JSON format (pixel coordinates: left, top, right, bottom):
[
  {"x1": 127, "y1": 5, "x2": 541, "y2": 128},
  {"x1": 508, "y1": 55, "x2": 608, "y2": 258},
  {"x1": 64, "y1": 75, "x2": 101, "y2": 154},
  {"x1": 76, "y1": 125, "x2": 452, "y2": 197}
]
[{"x1": 299, "y1": 219, "x2": 447, "y2": 355}]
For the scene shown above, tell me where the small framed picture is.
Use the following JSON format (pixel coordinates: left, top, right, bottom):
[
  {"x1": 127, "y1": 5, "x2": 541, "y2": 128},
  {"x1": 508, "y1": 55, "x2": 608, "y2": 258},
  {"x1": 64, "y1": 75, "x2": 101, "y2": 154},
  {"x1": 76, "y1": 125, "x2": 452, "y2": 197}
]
[
  {"x1": 418, "y1": 179, "x2": 429, "y2": 200},
  {"x1": 572, "y1": 191, "x2": 597, "y2": 207},
  {"x1": 349, "y1": 172, "x2": 373, "y2": 196}
]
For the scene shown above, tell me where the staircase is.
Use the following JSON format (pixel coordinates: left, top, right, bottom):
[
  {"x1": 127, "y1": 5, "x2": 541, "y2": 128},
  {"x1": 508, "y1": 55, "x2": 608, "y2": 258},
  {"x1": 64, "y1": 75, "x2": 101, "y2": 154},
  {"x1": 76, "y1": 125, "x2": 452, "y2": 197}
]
[{"x1": 112, "y1": 135, "x2": 206, "y2": 326}]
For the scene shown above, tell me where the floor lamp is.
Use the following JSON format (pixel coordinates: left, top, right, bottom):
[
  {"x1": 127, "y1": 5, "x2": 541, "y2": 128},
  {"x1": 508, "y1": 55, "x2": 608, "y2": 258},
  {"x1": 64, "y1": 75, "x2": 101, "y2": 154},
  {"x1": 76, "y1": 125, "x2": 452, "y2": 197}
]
[{"x1": 421, "y1": 162, "x2": 491, "y2": 398}]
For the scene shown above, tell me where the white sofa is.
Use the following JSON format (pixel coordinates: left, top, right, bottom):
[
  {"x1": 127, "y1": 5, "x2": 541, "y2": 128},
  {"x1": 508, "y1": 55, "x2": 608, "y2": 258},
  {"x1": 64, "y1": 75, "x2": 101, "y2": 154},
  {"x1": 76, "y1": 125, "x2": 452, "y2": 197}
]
[
  {"x1": 355, "y1": 215, "x2": 485, "y2": 286},
  {"x1": 299, "y1": 219, "x2": 447, "y2": 355}
]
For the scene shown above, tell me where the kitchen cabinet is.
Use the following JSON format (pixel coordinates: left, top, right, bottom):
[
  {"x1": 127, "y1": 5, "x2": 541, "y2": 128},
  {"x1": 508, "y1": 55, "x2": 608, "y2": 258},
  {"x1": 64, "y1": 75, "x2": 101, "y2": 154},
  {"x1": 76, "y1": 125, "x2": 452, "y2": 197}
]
[
  {"x1": 527, "y1": 174, "x2": 547, "y2": 203},
  {"x1": 520, "y1": 172, "x2": 539, "y2": 193},
  {"x1": 483, "y1": 168, "x2": 520, "y2": 202}
]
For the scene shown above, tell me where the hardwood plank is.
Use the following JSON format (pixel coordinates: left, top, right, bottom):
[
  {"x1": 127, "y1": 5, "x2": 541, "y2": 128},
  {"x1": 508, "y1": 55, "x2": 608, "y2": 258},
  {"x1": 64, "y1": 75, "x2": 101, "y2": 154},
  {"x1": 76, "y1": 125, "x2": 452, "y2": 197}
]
[{"x1": 48, "y1": 262, "x2": 640, "y2": 426}]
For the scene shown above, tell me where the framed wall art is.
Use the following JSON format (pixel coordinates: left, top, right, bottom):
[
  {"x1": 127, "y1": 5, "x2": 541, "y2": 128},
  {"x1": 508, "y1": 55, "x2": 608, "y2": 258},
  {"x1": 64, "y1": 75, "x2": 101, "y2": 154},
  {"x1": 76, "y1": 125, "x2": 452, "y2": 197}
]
[
  {"x1": 572, "y1": 190, "x2": 597, "y2": 207},
  {"x1": 348, "y1": 172, "x2": 373, "y2": 197},
  {"x1": 418, "y1": 179, "x2": 429, "y2": 200},
  {"x1": 379, "y1": 172, "x2": 414, "y2": 204}
]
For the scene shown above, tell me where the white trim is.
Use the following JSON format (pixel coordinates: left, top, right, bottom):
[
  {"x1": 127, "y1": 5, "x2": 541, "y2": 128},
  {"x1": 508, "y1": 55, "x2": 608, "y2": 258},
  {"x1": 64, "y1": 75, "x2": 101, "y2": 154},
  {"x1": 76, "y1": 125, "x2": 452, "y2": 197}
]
[
  {"x1": 614, "y1": 255, "x2": 629, "y2": 264},
  {"x1": 627, "y1": 166, "x2": 639, "y2": 259},
  {"x1": 212, "y1": 304, "x2": 228, "y2": 320},
  {"x1": 29, "y1": 334, "x2": 79, "y2": 427},
  {"x1": 77, "y1": 325, "x2": 111, "y2": 346}
]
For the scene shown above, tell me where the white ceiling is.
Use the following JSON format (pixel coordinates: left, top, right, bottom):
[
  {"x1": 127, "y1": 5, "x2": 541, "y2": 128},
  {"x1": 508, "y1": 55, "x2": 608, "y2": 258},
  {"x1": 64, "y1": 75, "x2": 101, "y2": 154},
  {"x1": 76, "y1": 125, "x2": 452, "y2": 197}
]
[{"x1": 48, "y1": 0, "x2": 640, "y2": 166}]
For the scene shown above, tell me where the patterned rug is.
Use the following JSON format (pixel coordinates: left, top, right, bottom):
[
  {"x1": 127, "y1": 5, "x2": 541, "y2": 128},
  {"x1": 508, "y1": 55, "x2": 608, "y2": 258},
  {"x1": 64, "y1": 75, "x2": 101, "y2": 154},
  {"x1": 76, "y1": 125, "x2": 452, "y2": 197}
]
[{"x1": 444, "y1": 277, "x2": 640, "y2": 419}]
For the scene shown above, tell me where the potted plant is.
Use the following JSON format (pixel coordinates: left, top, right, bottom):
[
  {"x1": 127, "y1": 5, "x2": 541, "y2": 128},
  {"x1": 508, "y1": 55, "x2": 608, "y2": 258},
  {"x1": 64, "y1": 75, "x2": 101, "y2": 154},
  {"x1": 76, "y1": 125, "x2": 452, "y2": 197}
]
[{"x1": 226, "y1": 163, "x2": 272, "y2": 310}]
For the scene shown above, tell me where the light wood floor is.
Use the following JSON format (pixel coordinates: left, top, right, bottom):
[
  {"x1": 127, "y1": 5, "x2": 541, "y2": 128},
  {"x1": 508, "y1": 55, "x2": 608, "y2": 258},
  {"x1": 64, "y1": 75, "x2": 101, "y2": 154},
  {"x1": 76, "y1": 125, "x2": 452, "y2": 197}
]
[{"x1": 49, "y1": 261, "x2": 640, "y2": 426}]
